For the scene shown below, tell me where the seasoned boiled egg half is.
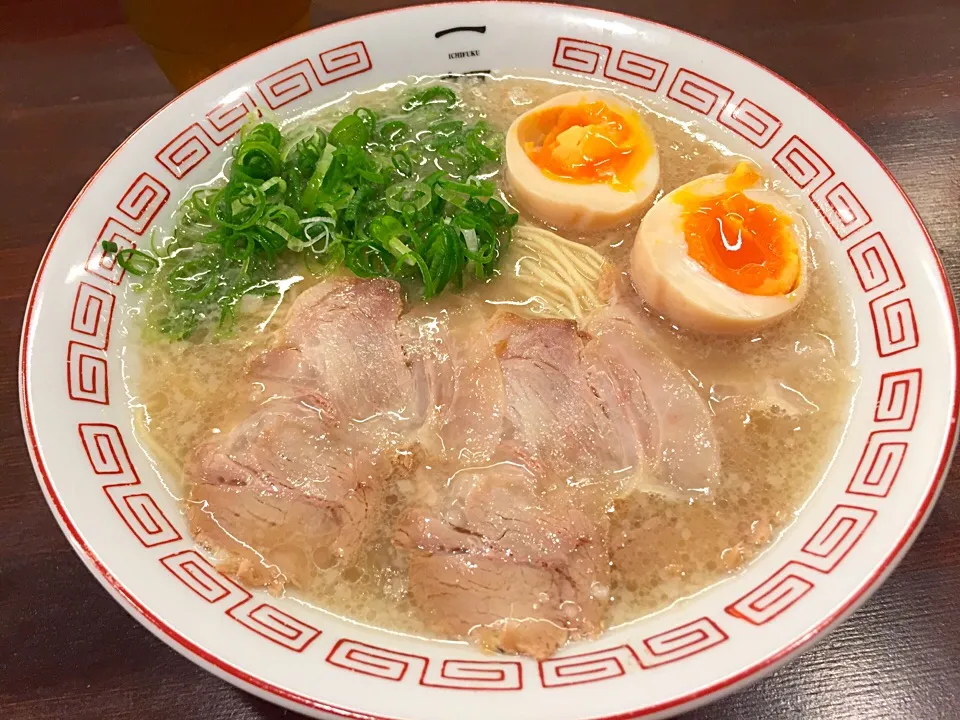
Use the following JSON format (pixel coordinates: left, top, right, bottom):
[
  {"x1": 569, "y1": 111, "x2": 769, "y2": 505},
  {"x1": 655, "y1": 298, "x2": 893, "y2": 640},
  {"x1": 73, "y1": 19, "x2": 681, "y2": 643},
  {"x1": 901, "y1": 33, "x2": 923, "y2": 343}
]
[
  {"x1": 631, "y1": 162, "x2": 809, "y2": 334},
  {"x1": 505, "y1": 90, "x2": 659, "y2": 231}
]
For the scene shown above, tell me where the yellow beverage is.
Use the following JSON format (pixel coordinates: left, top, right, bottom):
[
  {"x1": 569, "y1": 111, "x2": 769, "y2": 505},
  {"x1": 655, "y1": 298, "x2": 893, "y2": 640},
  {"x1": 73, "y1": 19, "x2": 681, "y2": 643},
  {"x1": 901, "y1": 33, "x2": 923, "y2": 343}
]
[{"x1": 123, "y1": 0, "x2": 312, "y2": 92}]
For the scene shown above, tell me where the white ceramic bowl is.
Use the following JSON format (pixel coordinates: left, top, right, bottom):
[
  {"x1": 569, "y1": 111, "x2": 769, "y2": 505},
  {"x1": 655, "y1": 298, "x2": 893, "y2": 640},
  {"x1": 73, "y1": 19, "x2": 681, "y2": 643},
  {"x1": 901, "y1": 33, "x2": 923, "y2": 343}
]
[{"x1": 20, "y1": 3, "x2": 960, "y2": 718}]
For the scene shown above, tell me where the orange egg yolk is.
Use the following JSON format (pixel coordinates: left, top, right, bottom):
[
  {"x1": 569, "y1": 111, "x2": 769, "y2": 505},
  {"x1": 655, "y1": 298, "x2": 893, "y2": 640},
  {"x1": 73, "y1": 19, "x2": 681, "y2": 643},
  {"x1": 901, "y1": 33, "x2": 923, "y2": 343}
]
[
  {"x1": 519, "y1": 100, "x2": 651, "y2": 192},
  {"x1": 679, "y1": 163, "x2": 800, "y2": 296}
]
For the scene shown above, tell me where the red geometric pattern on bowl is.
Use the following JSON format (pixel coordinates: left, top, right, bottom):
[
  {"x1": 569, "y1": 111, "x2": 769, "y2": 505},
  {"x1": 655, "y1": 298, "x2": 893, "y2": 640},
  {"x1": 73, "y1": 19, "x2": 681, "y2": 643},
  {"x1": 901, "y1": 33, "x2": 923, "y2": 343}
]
[
  {"x1": 847, "y1": 232, "x2": 917, "y2": 357},
  {"x1": 872, "y1": 295, "x2": 919, "y2": 357},
  {"x1": 422, "y1": 659, "x2": 523, "y2": 690},
  {"x1": 162, "y1": 549, "x2": 321, "y2": 652},
  {"x1": 327, "y1": 640, "x2": 522, "y2": 690},
  {"x1": 553, "y1": 37, "x2": 611, "y2": 75},
  {"x1": 848, "y1": 232, "x2": 904, "y2": 294},
  {"x1": 257, "y1": 59, "x2": 322, "y2": 109},
  {"x1": 848, "y1": 434, "x2": 909, "y2": 497},
  {"x1": 78, "y1": 423, "x2": 182, "y2": 547},
  {"x1": 875, "y1": 369, "x2": 922, "y2": 428},
  {"x1": 725, "y1": 564, "x2": 816, "y2": 625},
  {"x1": 87, "y1": 219, "x2": 136, "y2": 285},
  {"x1": 235, "y1": 604, "x2": 321, "y2": 652},
  {"x1": 71, "y1": 282, "x2": 115, "y2": 350},
  {"x1": 540, "y1": 646, "x2": 640, "y2": 687},
  {"x1": 718, "y1": 98, "x2": 781, "y2": 148},
  {"x1": 537, "y1": 617, "x2": 728, "y2": 687},
  {"x1": 799, "y1": 505, "x2": 877, "y2": 571},
  {"x1": 67, "y1": 342, "x2": 108, "y2": 405},
  {"x1": 206, "y1": 91, "x2": 261, "y2": 145},
  {"x1": 317, "y1": 41, "x2": 372, "y2": 84},
  {"x1": 327, "y1": 640, "x2": 422, "y2": 682},
  {"x1": 724, "y1": 506, "x2": 876, "y2": 625},
  {"x1": 667, "y1": 68, "x2": 733, "y2": 117},
  {"x1": 605, "y1": 50, "x2": 669, "y2": 92},
  {"x1": 635, "y1": 617, "x2": 728, "y2": 668},
  {"x1": 773, "y1": 134, "x2": 834, "y2": 190},
  {"x1": 552, "y1": 38, "x2": 669, "y2": 93},
  {"x1": 772, "y1": 135, "x2": 873, "y2": 239},
  {"x1": 849, "y1": 368, "x2": 921, "y2": 502},
  {"x1": 116, "y1": 172, "x2": 170, "y2": 234},
  {"x1": 156, "y1": 123, "x2": 215, "y2": 179},
  {"x1": 812, "y1": 181, "x2": 873, "y2": 240}
]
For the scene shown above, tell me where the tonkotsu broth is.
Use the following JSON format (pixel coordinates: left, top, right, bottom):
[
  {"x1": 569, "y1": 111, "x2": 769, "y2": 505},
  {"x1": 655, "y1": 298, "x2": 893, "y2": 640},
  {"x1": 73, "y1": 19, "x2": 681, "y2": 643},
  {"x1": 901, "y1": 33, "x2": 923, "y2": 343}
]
[{"x1": 127, "y1": 74, "x2": 857, "y2": 638}]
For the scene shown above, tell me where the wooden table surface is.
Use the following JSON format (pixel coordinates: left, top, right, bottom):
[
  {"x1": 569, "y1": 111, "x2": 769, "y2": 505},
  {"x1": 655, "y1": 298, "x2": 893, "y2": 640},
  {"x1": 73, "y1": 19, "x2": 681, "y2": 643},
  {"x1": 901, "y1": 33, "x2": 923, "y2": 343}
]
[{"x1": 2, "y1": 1, "x2": 959, "y2": 718}]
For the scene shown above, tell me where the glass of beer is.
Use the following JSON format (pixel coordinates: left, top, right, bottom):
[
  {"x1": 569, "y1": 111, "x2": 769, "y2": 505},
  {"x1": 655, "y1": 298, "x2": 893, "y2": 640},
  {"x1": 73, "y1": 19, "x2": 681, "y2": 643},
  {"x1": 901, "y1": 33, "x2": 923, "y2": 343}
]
[{"x1": 123, "y1": 0, "x2": 312, "y2": 92}]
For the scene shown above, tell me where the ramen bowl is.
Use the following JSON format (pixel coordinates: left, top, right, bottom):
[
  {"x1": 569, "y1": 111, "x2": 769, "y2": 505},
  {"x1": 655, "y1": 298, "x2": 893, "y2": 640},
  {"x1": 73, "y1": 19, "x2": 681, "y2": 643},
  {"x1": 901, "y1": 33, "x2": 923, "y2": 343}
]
[{"x1": 20, "y1": 3, "x2": 959, "y2": 718}]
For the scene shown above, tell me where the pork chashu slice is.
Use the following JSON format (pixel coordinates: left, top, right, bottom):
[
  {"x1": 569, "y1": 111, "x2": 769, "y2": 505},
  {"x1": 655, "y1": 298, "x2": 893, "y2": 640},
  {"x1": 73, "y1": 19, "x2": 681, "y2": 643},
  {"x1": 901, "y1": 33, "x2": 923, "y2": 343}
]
[
  {"x1": 251, "y1": 277, "x2": 419, "y2": 443},
  {"x1": 395, "y1": 446, "x2": 610, "y2": 659},
  {"x1": 397, "y1": 314, "x2": 615, "y2": 659},
  {"x1": 186, "y1": 397, "x2": 389, "y2": 589},
  {"x1": 490, "y1": 309, "x2": 719, "y2": 496},
  {"x1": 488, "y1": 313, "x2": 625, "y2": 486},
  {"x1": 582, "y1": 305, "x2": 720, "y2": 497},
  {"x1": 400, "y1": 299, "x2": 506, "y2": 466},
  {"x1": 186, "y1": 278, "x2": 415, "y2": 590}
]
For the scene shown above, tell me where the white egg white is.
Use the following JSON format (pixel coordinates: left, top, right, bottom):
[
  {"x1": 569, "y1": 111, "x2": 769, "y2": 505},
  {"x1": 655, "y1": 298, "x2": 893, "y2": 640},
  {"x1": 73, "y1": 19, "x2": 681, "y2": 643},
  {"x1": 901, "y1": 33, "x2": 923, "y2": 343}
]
[
  {"x1": 505, "y1": 90, "x2": 660, "y2": 232},
  {"x1": 631, "y1": 171, "x2": 809, "y2": 334}
]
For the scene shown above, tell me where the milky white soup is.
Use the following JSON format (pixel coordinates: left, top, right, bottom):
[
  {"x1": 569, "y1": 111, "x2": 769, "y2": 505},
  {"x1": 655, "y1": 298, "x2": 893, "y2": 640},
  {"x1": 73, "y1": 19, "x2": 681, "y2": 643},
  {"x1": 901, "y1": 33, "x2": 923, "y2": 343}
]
[{"x1": 124, "y1": 74, "x2": 857, "y2": 651}]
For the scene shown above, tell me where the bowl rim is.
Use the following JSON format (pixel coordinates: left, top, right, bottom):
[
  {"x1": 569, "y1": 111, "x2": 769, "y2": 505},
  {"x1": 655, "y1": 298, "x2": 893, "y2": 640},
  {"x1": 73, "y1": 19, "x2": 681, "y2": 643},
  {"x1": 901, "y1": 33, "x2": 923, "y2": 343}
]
[{"x1": 19, "y1": 2, "x2": 960, "y2": 718}]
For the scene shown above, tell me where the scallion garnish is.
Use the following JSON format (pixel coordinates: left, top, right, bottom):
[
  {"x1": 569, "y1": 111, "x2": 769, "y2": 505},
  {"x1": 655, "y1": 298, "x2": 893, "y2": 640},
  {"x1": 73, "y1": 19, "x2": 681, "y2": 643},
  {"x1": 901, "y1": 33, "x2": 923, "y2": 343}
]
[{"x1": 101, "y1": 83, "x2": 517, "y2": 340}]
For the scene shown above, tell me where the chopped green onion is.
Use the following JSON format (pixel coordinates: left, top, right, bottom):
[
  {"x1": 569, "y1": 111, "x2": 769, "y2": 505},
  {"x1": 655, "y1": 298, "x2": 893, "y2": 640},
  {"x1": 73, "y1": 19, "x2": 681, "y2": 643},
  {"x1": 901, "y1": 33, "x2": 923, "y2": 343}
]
[
  {"x1": 391, "y1": 150, "x2": 414, "y2": 176},
  {"x1": 235, "y1": 140, "x2": 282, "y2": 180},
  {"x1": 222, "y1": 232, "x2": 255, "y2": 261},
  {"x1": 167, "y1": 256, "x2": 220, "y2": 299},
  {"x1": 244, "y1": 122, "x2": 282, "y2": 148},
  {"x1": 101, "y1": 241, "x2": 160, "y2": 276},
  {"x1": 345, "y1": 241, "x2": 392, "y2": 278},
  {"x1": 429, "y1": 119, "x2": 465, "y2": 137},
  {"x1": 380, "y1": 120, "x2": 410, "y2": 143},
  {"x1": 123, "y1": 83, "x2": 515, "y2": 340},
  {"x1": 354, "y1": 107, "x2": 378, "y2": 133},
  {"x1": 213, "y1": 182, "x2": 266, "y2": 229},
  {"x1": 329, "y1": 114, "x2": 369, "y2": 147},
  {"x1": 466, "y1": 121, "x2": 502, "y2": 162},
  {"x1": 118, "y1": 249, "x2": 159, "y2": 276},
  {"x1": 402, "y1": 86, "x2": 459, "y2": 112},
  {"x1": 385, "y1": 181, "x2": 431, "y2": 212},
  {"x1": 304, "y1": 238, "x2": 345, "y2": 277}
]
